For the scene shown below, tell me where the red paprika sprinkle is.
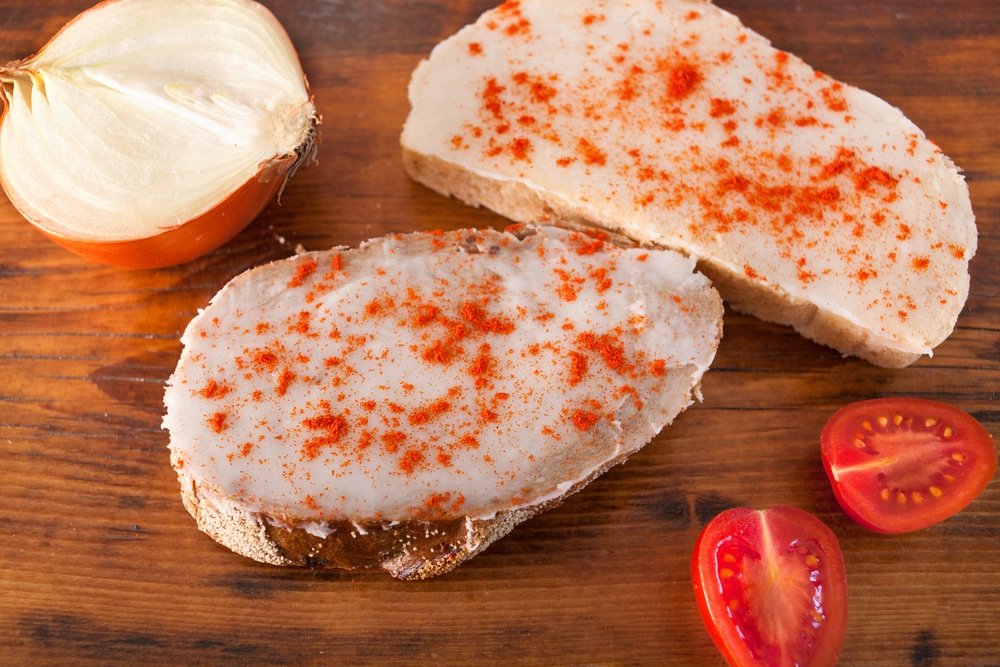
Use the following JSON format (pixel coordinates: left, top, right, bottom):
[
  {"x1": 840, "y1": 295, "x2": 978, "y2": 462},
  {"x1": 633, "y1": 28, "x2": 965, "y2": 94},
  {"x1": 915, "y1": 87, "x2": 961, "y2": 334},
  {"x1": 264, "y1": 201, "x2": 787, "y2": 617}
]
[
  {"x1": 531, "y1": 81, "x2": 557, "y2": 104},
  {"x1": 567, "y1": 351, "x2": 588, "y2": 386},
  {"x1": 409, "y1": 400, "x2": 452, "y2": 426},
  {"x1": 766, "y1": 107, "x2": 787, "y2": 127},
  {"x1": 821, "y1": 84, "x2": 848, "y2": 112},
  {"x1": 589, "y1": 267, "x2": 613, "y2": 293},
  {"x1": 853, "y1": 166, "x2": 896, "y2": 192},
  {"x1": 251, "y1": 348, "x2": 279, "y2": 372},
  {"x1": 275, "y1": 368, "x2": 296, "y2": 396},
  {"x1": 554, "y1": 269, "x2": 580, "y2": 302},
  {"x1": 667, "y1": 61, "x2": 702, "y2": 100},
  {"x1": 381, "y1": 431, "x2": 407, "y2": 453},
  {"x1": 821, "y1": 148, "x2": 855, "y2": 178},
  {"x1": 578, "y1": 331, "x2": 629, "y2": 373},
  {"x1": 208, "y1": 412, "x2": 228, "y2": 433},
  {"x1": 482, "y1": 78, "x2": 506, "y2": 119},
  {"x1": 460, "y1": 302, "x2": 516, "y2": 334},
  {"x1": 577, "y1": 138, "x2": 607, "y2": 166},
  {"x1": 287, "y1": 260, "x2": 318, "y2": 288},
  {"x1": 469, "y1": 343, "x2": 496, "y2": 389},
  {"x1": 301, "y1": 408, "x2": 349, "y2": 460},
  {"x1": 412, "y1": 303, "x2": 440, "y2": 326},
  {"x1": 468, "y1": 42, "x2": 483, "y2": 55},
  {"x1": 571, "y1": 409, "x2": 600, "y2": 431},
  {"x1": 710, "y1": 98, "x2": 735, "y2": 117},
  {"x1": 358, "y1": 431, "x2": 374, "y2": 450},
  {"x1": 423, "y1": 339, "x2": 461, "y2": 365},
  {"x1": 293, "y1": 310, "x2": 311, "y2": 334},
  {"x1": 198, "y1": 379, "x2": 231, "y2": 400},
  {"x1": 398, "y1": 448, "x2": 425, "y2": 475},
  {"x1": 510, "y1": 137, "x2": 533, "y2": 161},
  {"x1": 425, "y1": 492, "x2": 451, "y2": 508},
  {"x1": 574, "y1": 233, "x2": 606, "y2": 255}
]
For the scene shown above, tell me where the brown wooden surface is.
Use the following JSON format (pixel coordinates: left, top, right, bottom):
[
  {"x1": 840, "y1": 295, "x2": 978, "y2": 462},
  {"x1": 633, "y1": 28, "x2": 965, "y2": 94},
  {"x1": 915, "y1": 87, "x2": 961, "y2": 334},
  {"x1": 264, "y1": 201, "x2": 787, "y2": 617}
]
[{"x1": 1, "y1": 1, "x2": 998, "y2": 665}]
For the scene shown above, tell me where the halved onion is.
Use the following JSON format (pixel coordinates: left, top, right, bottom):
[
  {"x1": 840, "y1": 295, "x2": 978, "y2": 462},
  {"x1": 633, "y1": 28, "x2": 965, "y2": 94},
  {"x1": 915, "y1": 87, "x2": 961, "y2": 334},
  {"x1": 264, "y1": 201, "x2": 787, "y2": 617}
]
[{"x1": 0, "y1": 0, "x2": 318, "y2": 268}]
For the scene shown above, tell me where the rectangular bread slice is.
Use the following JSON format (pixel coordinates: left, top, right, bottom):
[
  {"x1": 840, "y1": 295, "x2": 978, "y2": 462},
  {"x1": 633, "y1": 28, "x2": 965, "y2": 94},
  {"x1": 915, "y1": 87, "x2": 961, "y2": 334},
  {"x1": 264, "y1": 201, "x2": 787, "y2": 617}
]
[
  {"x1": 401, "y1": 0, "x2": 977, "y2": 368},
  {"x1": 163, "y1": 227, "x2": 723, "y2": 578}
]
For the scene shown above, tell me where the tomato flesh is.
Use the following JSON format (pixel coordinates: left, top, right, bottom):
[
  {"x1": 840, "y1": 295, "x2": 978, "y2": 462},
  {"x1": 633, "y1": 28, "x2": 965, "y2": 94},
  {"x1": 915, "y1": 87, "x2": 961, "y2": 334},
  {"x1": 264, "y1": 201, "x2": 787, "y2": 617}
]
[
  {"x1": 821, "y1": 398, "x2": 996, "y2": 533},
  {"x1": 692, "y1": 506, "x2": 847, "y2": 667}
]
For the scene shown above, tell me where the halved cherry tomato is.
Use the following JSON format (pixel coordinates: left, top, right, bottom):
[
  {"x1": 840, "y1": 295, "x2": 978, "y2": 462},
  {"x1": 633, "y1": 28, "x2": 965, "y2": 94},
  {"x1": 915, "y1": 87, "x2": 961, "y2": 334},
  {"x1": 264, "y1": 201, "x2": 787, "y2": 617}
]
[
  {"x1": 821, "y1": 397, "x2": 996, "y2": 533},
  {"x1": 692, "y1": 506, "x2": 847, "y2": 667}
]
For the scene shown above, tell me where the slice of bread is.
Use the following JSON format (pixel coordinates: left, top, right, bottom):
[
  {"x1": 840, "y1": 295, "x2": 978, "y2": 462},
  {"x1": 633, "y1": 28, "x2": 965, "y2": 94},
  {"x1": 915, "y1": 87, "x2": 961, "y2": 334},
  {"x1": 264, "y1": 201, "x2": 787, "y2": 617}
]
[
  {"x1": 162, "y1": 226, "x2": 722, "y2": 578},
  {"x1": 401, "y1": 0, "x2": 977, "y2": 368}
]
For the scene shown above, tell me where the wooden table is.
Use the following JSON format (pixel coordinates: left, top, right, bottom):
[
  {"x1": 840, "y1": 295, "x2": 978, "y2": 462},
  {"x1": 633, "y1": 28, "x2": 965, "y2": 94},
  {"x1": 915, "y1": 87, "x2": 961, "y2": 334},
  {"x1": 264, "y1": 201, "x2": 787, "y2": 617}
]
[{"x1": 2, "y1": 1, "x2": 997, "y2": 664}]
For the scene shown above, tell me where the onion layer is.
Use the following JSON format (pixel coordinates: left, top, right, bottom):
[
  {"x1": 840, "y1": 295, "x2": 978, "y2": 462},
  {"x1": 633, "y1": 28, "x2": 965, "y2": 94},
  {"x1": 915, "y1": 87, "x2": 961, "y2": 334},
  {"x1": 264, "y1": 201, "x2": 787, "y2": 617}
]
[{"x1": 0, "y1": 0, "x2": 318, "y2": 268}]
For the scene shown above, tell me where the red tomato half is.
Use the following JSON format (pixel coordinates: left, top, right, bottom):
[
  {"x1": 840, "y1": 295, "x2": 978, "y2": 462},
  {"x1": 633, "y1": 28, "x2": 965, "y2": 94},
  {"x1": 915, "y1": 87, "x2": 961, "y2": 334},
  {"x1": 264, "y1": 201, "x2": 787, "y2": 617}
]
[
  {"x1": 821, "y1": 398, "x2": 996, "y2": 533},
  {"x1": 692, "y1": 506, "x2": 847, "y2": 667}
]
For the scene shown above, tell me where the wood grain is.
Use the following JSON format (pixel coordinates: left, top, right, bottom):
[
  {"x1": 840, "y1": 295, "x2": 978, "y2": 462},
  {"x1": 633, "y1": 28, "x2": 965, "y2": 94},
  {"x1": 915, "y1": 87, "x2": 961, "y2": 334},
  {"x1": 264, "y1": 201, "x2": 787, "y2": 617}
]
[{"x1": 1, "y1": 1, "x2": 998, "y2": 664}]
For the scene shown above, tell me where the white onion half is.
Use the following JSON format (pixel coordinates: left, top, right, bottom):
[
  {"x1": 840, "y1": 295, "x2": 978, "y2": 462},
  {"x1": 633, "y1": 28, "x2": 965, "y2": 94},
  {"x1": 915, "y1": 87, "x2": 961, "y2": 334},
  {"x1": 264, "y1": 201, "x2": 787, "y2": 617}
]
[{"x1": 0, "y1": 0, "x2": 318, "y2": 268}]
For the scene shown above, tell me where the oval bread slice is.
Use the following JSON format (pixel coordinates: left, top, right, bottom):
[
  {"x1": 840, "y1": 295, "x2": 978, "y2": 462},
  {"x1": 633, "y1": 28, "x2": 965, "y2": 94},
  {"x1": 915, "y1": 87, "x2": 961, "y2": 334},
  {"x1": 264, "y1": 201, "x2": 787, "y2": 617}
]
[
  {"x1": 163, "y1": 226, "x2": 723, "y2": 578},
  {"x1": 401, "y1": 0, "x2": 977, "y2": 367}
]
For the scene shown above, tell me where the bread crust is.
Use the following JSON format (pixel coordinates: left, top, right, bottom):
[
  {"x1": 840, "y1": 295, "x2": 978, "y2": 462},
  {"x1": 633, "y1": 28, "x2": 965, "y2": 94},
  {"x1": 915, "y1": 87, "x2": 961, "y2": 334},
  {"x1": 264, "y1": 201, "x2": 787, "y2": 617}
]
[{"x1": 403, "y1": 148, "x2": 920, "y2": 368}]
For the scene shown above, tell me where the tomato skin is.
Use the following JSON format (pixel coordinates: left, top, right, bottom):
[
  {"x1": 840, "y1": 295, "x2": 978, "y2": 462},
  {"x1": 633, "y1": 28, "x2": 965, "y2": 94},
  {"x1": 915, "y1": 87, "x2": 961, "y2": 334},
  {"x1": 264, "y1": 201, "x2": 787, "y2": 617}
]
[
  {"x1": 821, "y1": 398, "x2": 996, "y2": 534},
  {"x1": 691, "y1": 506, "x2": 847, "y2": 667}
]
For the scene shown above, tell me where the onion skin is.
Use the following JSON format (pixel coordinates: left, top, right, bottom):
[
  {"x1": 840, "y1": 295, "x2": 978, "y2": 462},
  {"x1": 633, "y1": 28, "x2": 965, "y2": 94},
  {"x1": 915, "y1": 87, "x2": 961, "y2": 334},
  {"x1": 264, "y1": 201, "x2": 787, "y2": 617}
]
[
  {"x1": 15, "y1": 151, "x2": 304, "y2": 270},
  {"x1": 0, "y1": 0, "x2": 317, "y2": 269}
]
